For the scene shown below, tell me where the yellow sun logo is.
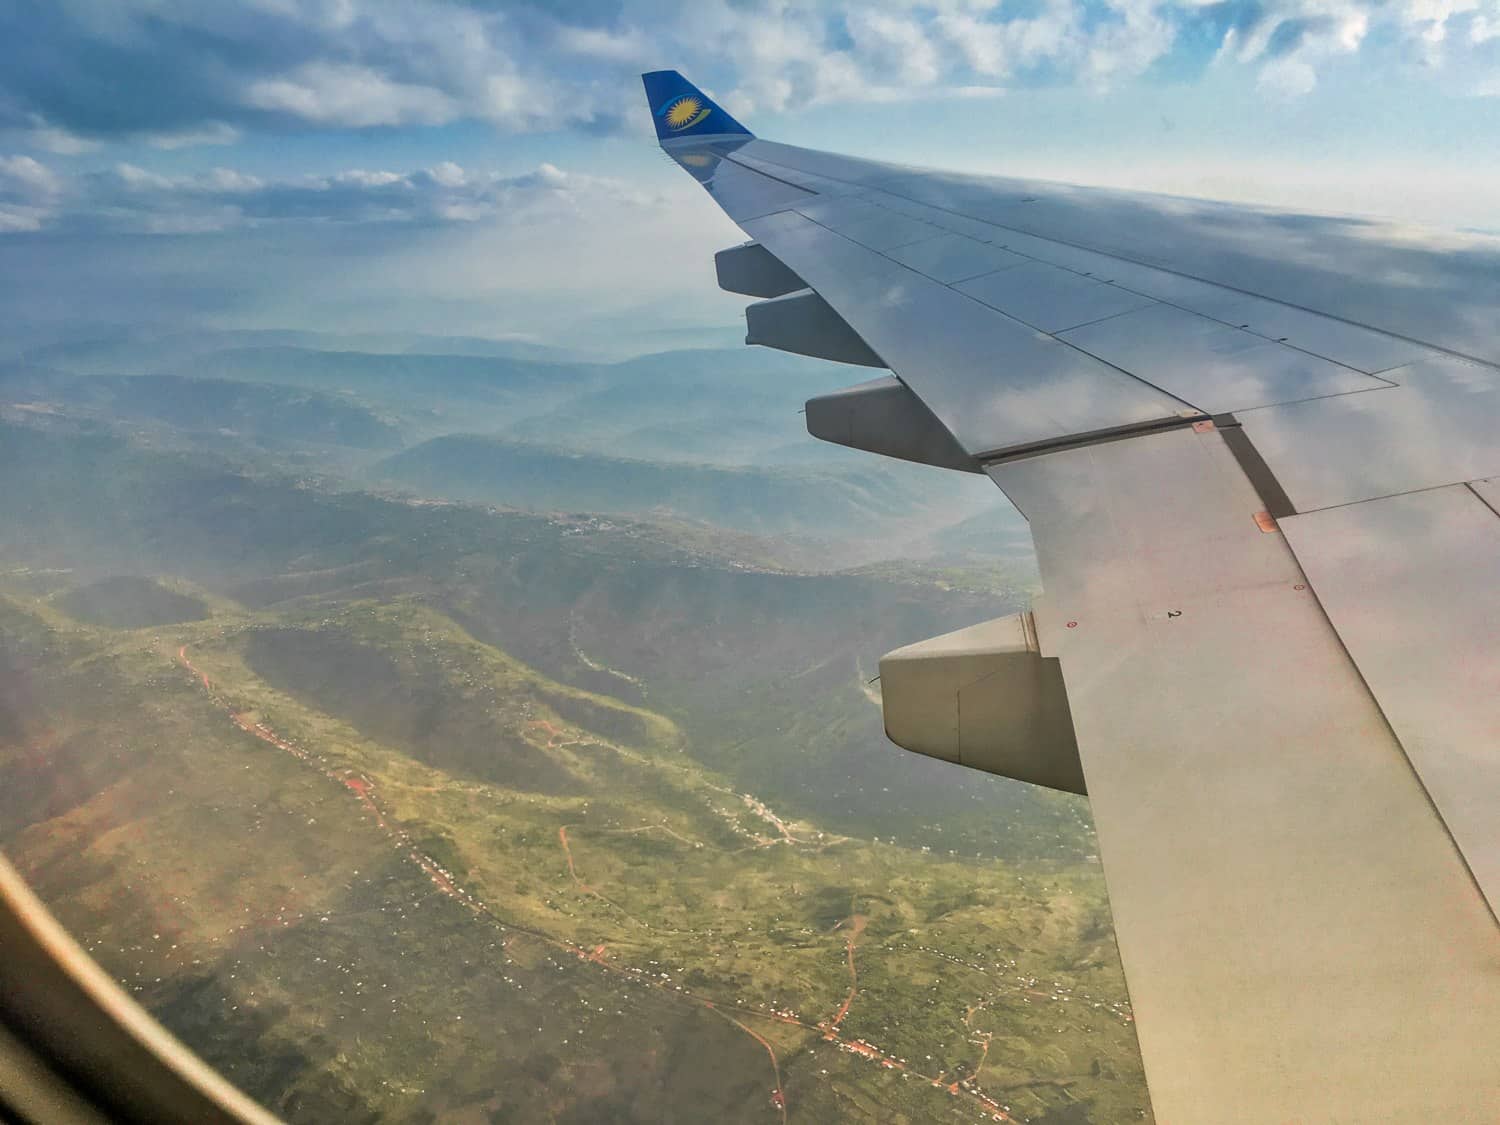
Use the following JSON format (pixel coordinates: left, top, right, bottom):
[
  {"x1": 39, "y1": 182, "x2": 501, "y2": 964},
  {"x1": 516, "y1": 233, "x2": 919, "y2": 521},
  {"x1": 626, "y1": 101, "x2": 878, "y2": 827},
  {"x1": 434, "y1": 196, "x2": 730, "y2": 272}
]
[
  {"x1": 665, "y1": 96, "x2": 701, "y2": 128},
  {"x1": 660, "y1": 94, "x2": 712, "y2": 131}
]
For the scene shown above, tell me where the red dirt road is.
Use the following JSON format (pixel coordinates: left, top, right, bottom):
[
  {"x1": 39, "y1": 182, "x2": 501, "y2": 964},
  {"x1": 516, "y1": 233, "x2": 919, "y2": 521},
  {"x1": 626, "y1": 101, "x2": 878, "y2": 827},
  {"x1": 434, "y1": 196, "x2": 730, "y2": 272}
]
[
  {"x1": 173, "y1": 644, "x2": 1017, "y2": 1123},
  {"x1": 178, "y1": 645, "x2": 211, "y2": 691},
  {"x1": 827, "y1": 913, "x2": 867, "y2": 1029},
  {"x1": 707, "y1": 1004, "x2": 787, "y2": 1125}
]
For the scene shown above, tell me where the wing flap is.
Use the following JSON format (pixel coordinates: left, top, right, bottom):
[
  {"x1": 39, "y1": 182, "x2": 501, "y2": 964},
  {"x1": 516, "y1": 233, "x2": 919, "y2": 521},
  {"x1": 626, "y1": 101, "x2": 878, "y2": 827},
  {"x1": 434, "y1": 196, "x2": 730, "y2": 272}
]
[
  {"x1": 1239, "y1": 355, "x2": 1500, "y2": 511},
  {"x1": 1281, "y1": 485, "x2": 1500, "y2": 916},
  {"x1": 989, "y1": 425, "x2": 1500, "y2": 1122}
]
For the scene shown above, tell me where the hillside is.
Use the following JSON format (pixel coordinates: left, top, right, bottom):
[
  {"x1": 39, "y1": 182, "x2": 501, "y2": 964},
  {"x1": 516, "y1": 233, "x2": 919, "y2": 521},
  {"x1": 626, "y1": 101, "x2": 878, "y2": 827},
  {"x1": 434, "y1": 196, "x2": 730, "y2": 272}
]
[
  {"x1": 0, "y1": 347, "x2": 1143, "y2": 1124},
  {"x1": 54, "y1": 575, "x2": 210, "y2": 628},
  {"x1": 372, "y1": 435, "x2": 962, "y2": 539},
  {"x1": 0, "y1": 420, "x2": 1041, "y2": 850},
  {"x1": 182, "y1": 346, "x2": 596, "y2": 406},
  {"x1": 6, "y1": 337, "x2": 1031, "y2": 570},
  {"x1": 0, "y1": 368, "x2": 400, "y2": 450},
  {"x1": 20, "y1": 327, "x2": 592, "y2": 373},
  {"x1": 1, "y1": 578, "x2": 1148, "y2": 1125},
  {"x1": 500, "y1": 378, "x2": 812, "y2": 464}
]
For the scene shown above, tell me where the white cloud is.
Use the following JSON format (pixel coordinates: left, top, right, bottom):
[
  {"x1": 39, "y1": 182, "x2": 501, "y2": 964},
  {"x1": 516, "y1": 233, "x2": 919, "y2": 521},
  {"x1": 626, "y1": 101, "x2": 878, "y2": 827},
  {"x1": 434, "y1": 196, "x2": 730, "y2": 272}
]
[
  {"x1": 0, "y1": 154, "x2": 62, "y2": 231},
  {"x1": 23, "y1": 120, "x2": 101, "y2": 155},
  {"x1": 554, "y1": 25, "x2": 653, "y2": 63},
  {"x1": 0, "y1": 158, "x2": 655, "y2": 235},
  {"x1": 0, "y1": 155, "x2": 61, "y2": 198},
  {"x1": 1401, "y1": 0, "x2": 1480, "y2": 51},
  {"x1": 934, "y1": 1, "x2": 1083, "y2": 79},
  {"x1": 113, "y1": 162, "x2": 176, "y2": 192},
  {"x1": 244, "y1": 62, "x2": 459, "y2": 127},
  {"x1": 1083, "y1": 0, "x2": 1179, "y2": 85},
  {"x1": 1257, "y1": 55, "x2": 1320, "y2": 95},
  {"x1": 144, "y1": 121, "x2": 242, "y2": 150},
  {"x1": 846, "y1": 11, "x2": 945, "y2": 86},
  {"x1": 1, "y1": 0, "x2": 1499, "y2": 160},
  {"x1": 1212, "y1": 0, "x2": 1373, "y2": 95},
  {"x1": 0, "y1": 212, "x2": 45, "y2": 233},
  {"x1": 425, "y1": 161, "x2": 466, "y2": 188}
]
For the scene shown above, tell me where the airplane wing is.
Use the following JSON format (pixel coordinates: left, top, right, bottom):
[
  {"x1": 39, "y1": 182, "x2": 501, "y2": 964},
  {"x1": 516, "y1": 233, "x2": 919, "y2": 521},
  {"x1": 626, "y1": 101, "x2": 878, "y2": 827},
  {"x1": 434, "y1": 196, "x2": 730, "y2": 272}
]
[{"x1": 642, "y1": 70, "x2": 1500, "y2": 1122}]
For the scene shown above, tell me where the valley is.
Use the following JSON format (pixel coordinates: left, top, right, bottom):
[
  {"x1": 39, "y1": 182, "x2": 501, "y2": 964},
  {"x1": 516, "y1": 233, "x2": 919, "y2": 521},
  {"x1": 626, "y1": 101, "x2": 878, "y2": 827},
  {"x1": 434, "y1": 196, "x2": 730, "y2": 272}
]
[{"x1": 0, "y1": 332, "x2": 1147, "y2": 1123}]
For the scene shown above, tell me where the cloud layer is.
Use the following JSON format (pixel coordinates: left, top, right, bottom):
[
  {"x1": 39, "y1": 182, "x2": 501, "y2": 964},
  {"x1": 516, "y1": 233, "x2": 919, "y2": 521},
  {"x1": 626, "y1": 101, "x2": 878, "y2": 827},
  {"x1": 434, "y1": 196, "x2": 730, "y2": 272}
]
[
  {"x1": 2, "y1": 1, "x2": 1497, "y2": 353},
  {"x1": 0, "y1": 154, "x2": 654, "y2": 235},
  {"x1": 2, "y1": 0, "x2": 1497, "y2": 152}
]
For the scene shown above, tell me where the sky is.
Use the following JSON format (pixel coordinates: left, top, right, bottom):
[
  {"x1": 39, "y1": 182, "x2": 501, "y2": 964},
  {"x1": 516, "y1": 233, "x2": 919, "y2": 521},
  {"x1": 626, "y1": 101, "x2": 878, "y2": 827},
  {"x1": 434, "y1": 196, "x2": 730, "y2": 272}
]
[{"x1": 2, "y1": 0, "x2": 1499, "y2": 354}]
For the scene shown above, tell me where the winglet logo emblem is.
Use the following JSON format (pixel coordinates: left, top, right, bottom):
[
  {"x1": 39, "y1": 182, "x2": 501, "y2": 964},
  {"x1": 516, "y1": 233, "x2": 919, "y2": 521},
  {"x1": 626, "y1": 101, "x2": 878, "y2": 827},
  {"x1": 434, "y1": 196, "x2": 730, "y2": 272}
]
[{"x1": 657, "y1": 94, "x2": 712, "y2": 132}]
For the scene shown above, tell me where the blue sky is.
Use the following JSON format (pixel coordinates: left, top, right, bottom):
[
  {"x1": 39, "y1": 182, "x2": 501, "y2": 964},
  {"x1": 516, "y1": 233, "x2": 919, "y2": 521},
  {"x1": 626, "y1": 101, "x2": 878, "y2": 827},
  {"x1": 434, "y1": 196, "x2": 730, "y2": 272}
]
[{"x1": 2, "y1": 0, "x2": 1498, "y2": 353}]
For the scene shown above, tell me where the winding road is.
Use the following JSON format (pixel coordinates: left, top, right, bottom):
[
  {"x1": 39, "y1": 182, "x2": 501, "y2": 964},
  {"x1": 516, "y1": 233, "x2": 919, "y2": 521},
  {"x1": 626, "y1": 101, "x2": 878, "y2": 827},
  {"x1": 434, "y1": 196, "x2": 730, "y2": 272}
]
[{"x1": 174, "y1": 642, "x2": 1022, "y2": 1123}]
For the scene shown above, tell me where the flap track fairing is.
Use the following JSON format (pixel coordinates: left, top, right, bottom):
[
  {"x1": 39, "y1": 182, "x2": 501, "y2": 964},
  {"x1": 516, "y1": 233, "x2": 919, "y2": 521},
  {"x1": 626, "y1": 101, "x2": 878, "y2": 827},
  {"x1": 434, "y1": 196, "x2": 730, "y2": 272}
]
[
  {"x1": 805, "y1": 375, "x2": 981, "y2": 473},
  {"x1": 879, "y1": 613, "x2": 1085, "y2": 794},
  {"x1": 716, "y1": 242, "x2": 805, "y2": 299},
  {"x1": 745, "y1": 288, "x2": 885, "y2": 368}
]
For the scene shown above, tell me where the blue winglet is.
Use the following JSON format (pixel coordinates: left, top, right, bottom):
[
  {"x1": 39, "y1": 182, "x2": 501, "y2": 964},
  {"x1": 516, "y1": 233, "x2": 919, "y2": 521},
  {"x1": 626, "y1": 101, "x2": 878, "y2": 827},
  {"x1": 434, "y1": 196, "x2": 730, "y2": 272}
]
[{"x1": 641, "y1": 70, "x2": 752, "y2": 141}]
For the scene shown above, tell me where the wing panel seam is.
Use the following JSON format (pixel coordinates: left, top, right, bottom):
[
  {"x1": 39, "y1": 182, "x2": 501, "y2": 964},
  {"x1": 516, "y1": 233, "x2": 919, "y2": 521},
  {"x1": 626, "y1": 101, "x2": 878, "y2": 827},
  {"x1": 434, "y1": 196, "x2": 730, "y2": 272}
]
[
  {"x1": 737, "y1": 147, "x2": 1489, "y2": 374},
  {"x1": 776, "y1": 209, "x2": 1203, "y2": 420}
]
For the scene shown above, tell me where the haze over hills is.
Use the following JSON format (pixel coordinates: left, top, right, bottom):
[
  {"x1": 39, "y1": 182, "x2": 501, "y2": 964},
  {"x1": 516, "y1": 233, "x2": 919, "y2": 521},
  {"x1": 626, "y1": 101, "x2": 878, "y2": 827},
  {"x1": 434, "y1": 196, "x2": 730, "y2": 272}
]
[
  {"x1": 0, "y1": 330, "x2": 1144, "y2": 1123},
  {"x1": 0, "y1": 368, "x2": 401, "y2": 452},
  {"x1": 2, "y1": 330, "x2": 1030, "y2": 572},
  {"x1": 370, "y1": 436, "x2": 988, "y2": 543},
  {"x1": 21, "y1": 327, "x2": 601, "y2": 373}
]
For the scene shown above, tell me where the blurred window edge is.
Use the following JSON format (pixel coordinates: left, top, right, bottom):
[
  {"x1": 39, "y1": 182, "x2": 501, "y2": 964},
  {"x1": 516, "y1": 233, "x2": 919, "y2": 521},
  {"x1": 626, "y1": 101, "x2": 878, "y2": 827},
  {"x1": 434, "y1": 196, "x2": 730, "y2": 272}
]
[{"x1": 0, "y1": 853, "x2": 280, "y2": 1125}]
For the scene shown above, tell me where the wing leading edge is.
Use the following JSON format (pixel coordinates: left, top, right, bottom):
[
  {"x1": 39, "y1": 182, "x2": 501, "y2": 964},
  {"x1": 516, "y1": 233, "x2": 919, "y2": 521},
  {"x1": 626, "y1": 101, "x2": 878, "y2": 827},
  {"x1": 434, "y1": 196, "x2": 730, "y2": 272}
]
[{"x1": 642, "y1": 70, "x2": 1500, "y2": 1122}]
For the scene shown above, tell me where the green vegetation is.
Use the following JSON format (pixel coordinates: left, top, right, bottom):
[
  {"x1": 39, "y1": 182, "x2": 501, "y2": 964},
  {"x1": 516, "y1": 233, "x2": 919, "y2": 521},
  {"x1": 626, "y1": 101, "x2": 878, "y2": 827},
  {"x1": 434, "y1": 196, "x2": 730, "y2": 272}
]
[
  {"x1": 0, "y1": 369, "x2": 400, "y2": 450},
  {"x1": 54, "y1": 575, "x2": 210, "y2": 628},
  {"x1": 1, "y1": 584, "x2": 1148, "y2": 1124},
  {"x1": 373, "y1": 435, "x2": 958, "y2": 539},
  {"x1": 7, "y1": 334, "x2": 1029, "y2": 571},
  {"x1": 0, "y1": 340, "x2": 1151, "y2": 1123}
]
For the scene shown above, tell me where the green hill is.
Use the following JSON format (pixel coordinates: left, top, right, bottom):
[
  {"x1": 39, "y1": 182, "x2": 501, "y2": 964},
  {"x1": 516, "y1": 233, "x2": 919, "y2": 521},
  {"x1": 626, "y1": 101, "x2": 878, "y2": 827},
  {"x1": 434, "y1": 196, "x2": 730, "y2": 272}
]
[
  {"x1": 181, "y1": 346, "x2": 594, "y2": 403},
  {"x1": 54, "y1": 575, "x2": 209, "y2": 628},
  {"x1": 0, "y1": 359, "x2": 1148, "y2": 1124},
  {"x1": 0, "y1": 369, "x2": 399, "y2": 450},
  {"x1": 371, "y1": 435, "x2": 952, "y2": 538},
  {"x1": 5, "y1": 342, "x2": 1028, "y2": 569},
  {"x1": 21, "y1": 328, "x2": 589, "y2": 373},
  {"x1": 1, "y1": 587, "x2": 1148, "y2": 1124}
]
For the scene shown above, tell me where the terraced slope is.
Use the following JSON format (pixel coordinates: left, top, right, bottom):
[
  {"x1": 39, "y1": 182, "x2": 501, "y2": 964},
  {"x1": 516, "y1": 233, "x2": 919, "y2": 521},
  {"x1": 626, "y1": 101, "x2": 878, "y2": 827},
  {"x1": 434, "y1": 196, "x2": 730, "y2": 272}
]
[
  {"x1": 2, "y1": 589, "x2": 1149, "y2": 1123},
  {"x1": 0, "y1": 388, "x2": 1149, "y2": 1123}
]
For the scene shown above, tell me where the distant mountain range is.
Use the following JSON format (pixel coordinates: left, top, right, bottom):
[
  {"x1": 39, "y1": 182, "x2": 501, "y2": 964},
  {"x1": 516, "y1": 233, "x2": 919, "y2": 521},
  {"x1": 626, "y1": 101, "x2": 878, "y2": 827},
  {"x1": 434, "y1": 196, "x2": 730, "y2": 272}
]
[
  {"x1": 371, "y1": 434, "x2": 969, "y2": 542},
  {"x1": 21, "y1": 326, "x2": 600, "y2": 371},
  {"x1": 0, "y1": 417, "x2": 1039, "y2": 852},
  {"x1": 2, "y1": 330, "x2": 1031, "y2": 571},
  {"x1": 0, "y1": 368, "x2": 400, "y2": 450}
]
